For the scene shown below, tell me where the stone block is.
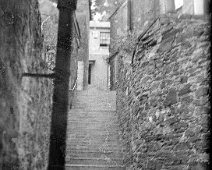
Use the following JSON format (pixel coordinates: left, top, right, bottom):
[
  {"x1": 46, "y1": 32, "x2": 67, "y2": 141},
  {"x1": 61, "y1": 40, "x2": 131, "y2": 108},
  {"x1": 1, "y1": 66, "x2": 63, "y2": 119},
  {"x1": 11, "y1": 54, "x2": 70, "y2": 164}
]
[
  {"x1": 195, "y1": 87, "x2": 208, "y2": 99},
  {"x1": 180, "y1": 76, "x2": 188, "y2": 84},
  {"x1": 174, "y1": 142, "x2": 191, "y2": 151},
  {"x1": 188, "y1": 162, "x2": 209, "y2": 170},
  {"x1": 181, "y1": 95, "x2": 193, "y2": 104},
  {"x1": 158, "y1": 36, "x2": 175, "y2": 53},
  {"x1": 164, "y1": 88, "x2": 177, "y2": 106},
  {"x1": 116, "y1": 13, "x2": 210, "y2": 170},
  {"x1": 178, "y1": 84, "x2": 192, "y2": 96}
]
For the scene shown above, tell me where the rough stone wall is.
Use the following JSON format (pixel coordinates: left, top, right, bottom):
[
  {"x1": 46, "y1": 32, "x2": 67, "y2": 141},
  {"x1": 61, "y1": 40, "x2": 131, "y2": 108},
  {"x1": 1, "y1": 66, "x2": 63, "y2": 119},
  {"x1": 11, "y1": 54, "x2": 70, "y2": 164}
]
[
  {"x1": 109, "y1": 0, "x2": 160, "y2": 90},
  {"x1": 0, "y1": 0, "x2": 53, "y2": 169},
  {"x1": 109, "y1": 0, "x2": 160, "y2": 54},
  {"x1": 116, "y1": 15, "x2": 210, "y2": 170}
]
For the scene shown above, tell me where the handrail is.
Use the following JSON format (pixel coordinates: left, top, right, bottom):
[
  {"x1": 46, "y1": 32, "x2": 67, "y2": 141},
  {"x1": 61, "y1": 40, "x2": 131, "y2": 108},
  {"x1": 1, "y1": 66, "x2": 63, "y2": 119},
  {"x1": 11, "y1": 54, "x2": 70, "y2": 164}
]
[
  {"x1": 70, "y1": 77, "x2": 77, "y2": 91},
  {"x1": 41, "y1": 16, "x2": 51, "y2": 30}
]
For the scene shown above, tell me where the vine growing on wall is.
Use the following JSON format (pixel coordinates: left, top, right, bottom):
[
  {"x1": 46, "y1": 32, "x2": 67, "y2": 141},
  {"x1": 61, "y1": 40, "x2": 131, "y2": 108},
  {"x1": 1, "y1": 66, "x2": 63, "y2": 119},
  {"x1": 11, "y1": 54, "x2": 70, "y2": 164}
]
[
  {"x1": 41, "y1": 15, "x2": 58, "y2": 71},
  {"x1": 111, "y1": 31, "x2": 137, "y2": 57}
]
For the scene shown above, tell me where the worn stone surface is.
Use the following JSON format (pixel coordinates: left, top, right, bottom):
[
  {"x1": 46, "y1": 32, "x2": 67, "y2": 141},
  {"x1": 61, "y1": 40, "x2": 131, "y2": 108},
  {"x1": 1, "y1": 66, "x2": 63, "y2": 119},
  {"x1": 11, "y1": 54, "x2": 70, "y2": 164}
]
[
  {"x1": 65, "y1": 87, "x2": 125, "y2": 170},
  {"x1": 0, "y1": 1, "x2": 53, "y2": 169},
  {"x1": 116, "y1": 15, "x2": 210, "y2": 170}
]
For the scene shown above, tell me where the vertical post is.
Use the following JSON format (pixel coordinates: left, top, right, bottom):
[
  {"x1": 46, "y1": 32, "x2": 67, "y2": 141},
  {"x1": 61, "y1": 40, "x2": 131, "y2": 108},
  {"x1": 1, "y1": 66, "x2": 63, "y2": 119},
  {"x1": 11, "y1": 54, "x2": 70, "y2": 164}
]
[
  {"x1": 47, "y1": 0, "x2": 77, "y2": 170},
  {"x1": 127, "y1": 0, "x2": 132, "y2": 31}
]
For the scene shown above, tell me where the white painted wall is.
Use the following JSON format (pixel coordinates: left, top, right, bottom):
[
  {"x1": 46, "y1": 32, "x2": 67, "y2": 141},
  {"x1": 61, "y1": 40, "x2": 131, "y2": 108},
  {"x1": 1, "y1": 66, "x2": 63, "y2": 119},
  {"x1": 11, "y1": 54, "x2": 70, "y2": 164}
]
[
  {"x1": 89, "y1": 21, "x2": 110, "y2": 90},
  {"x1": 182, "y1": 0, "x2": 205, "y2": 15},
  {"x1": 193, "y1": 0, "x2": 204, "y2": 15},
  {"x1": 77, "y1": 61, "x2": 84, "y2": 90}
]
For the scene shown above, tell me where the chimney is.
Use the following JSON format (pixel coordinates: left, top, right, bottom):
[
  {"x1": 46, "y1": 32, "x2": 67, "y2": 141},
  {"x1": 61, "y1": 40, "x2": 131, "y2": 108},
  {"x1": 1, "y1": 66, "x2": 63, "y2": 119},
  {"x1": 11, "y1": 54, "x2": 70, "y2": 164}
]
[
  {"x1": 183, "y1": 0, "x2": 208, "y2": 15},
  {"x1": 160, "y1": 0, "x2": 175, "y2": 14}
]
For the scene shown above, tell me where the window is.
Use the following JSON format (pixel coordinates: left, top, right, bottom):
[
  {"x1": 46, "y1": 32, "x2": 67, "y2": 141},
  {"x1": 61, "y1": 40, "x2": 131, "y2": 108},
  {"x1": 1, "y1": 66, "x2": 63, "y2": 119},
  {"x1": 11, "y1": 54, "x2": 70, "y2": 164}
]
[{"x1": 100, "y1": 32, "x2": 110, "y2": 47}]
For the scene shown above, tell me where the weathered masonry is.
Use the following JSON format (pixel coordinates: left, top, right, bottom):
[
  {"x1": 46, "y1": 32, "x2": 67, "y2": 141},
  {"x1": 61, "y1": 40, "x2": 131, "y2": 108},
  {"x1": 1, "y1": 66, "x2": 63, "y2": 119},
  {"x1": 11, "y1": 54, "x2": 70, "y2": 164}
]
[
  {"x1": 116, "y1": 15, "x2": 211, "y2": 170},
  {"x1": 107, "y1": 0, "x2": 211, "y2": 169},
  {"x1": 0, "y1": 1, "x2": 53, "y2": 169}
]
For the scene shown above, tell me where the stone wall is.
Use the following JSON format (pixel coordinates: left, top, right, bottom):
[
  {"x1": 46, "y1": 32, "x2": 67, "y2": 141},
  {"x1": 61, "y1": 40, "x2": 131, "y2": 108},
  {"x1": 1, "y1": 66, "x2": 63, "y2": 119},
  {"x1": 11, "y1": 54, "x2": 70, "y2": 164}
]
[
  {"x1": 0, "y1": 0, "x2": 53, "y2": 169},
  {"x1": 109, "y1": 0, "x2": 161, "y2": 90},
  {"x1": 116, "y1": 15, "x2": 211, "y2": 170}
]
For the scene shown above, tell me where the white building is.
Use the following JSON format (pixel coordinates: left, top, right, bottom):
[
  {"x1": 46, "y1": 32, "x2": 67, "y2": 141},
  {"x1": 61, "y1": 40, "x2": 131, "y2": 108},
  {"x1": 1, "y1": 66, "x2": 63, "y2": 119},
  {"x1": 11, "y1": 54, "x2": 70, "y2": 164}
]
[{"x1": 89, "y1": 21, "x2": 110, "y2": 90}]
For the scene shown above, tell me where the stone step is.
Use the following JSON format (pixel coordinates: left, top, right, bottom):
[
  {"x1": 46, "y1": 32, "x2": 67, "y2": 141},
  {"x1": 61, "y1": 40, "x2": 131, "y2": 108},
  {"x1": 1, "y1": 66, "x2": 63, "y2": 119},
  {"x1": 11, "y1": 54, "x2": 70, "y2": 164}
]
[
  {"x1": 73, "y1": 100, "x2": 115, "y2": 104},
  {"x1": 74, "y1": 96, "x2": 116, "y2": 99},
  {"x1": 68, "y1": 113, "x2": 117, "y2": 117},
  {"x1": 69, "y1": 109, "x2": 116, "y2": 112},
  {"x1": 65, "y1": 164, "x2": 125, "y2": 170},
  {"x1": 67, "y1": 120, "x2": 119, "y2": 124},
  {"x1": 71, "y1": 108, "x2": 116, "y2": 111},
  {"x1": 68, "y1": 111, "x2": 117, "y2": 116},
  {"x1": 66, "y1": 147, "x2": 123, "y2": 153},
  {"x1": 74, "y1": 93, "x2": 116, "y2": 97},
  {"x1": 66, "y1": 131, "x2": 120, "y2": 137},
  {"x1": 67, "y1": 127, "x2": 119, "y2": 131},
  {"x1": 66, "y1": 143, "x2": 122, "y2": 149},
  {"x1": 67, "y1": 117, "x2": 118, "y2": 121},
  {"x1": 67, "y1": 122, "x2": 119, "y2": 127},
  {"x1": 65, "y1": 157, "x2": 123, "y2": 165},
  {"x1": 74, "y1": 98, "x2": 115, "y2": 101},
  {"x1": 66, "y1": 146, "x2": 124, "y2": 152},
  {"x1": 66, "y1": 147, "x2": 124, "y2": 153},
  {"x1": 66, "y1": 144, "x2": 123, "y2": 153},
  {"x1": 67, "y1": 127, "x2": 119, "y2": 132},
  {"x1": 66, "y1": 140, "x2": 122, "y2": 146},
  {"x1": 67, "y1": 132, "x2": 120, "y2": 136},
  {"x1": 66, "y1": 150, "x2": 124, "y2": 158},
  {"x1": 66, "y1": 136, "x2": 120, "y2": 142},
  {"x1": 67, "y1": 125, "x2": 119, "y2": 130},
  {"x1": 66, "y1": 138, "x2": 121, "y2": 143},
  {"x1": 66, "y1": 88, "x2": 125, "y2": 169}
]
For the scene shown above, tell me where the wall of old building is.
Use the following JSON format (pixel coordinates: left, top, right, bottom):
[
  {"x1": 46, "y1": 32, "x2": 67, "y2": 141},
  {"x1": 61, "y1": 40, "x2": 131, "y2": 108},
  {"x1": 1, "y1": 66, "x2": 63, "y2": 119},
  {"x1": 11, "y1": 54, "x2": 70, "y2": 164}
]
[
  {"x1": 0, "y1": 0, "x2": 53, "y2": 169},
  {"x1": 89, "y1": 21, "x2": 110, "y2": 90},
  {"x1": 109, "y1": 0, "x2": 161, "y2": 89},
  {"x1": 76, "y1": 0, "x2": 90, "y2": 90},
  {"x1": 116, "y1": 15, "x2": 210, "y2": 170}
]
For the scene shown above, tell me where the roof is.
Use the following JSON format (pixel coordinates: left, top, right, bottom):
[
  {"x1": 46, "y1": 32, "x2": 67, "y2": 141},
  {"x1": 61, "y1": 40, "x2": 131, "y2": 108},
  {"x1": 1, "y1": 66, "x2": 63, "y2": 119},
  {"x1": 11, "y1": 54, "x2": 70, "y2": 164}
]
[{"x1": 89, "y1": 21, "x2": 110, "y2": 28}]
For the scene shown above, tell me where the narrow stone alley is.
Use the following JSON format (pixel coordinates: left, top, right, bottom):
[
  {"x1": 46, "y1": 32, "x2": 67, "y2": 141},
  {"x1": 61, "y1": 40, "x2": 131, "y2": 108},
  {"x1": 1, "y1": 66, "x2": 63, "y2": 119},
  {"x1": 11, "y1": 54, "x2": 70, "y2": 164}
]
[{"x1": 65, "y1": 86, "x2": 126, "y2": 170}]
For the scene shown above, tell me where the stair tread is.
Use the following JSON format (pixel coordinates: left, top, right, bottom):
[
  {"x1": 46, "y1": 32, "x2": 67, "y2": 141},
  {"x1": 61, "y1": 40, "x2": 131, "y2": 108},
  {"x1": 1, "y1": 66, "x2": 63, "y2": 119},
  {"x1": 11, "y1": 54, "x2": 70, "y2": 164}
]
[
  {"x1": 66, "y1": 88, "x2": 125, "y2": 169},
  {"x1": 65, "y1": 164, "x2": 124, "y2": 167}
]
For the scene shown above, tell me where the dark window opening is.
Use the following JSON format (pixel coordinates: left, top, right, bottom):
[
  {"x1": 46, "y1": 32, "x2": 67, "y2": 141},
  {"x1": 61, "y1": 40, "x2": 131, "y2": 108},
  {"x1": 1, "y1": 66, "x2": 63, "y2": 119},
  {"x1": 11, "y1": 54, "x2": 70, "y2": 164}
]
[
  {"x1": 88, "y1": 63, "x2": 92, "y2": 84},
  {"x1": 100, "y1": 32, "x2": 110, "y2": 47}
]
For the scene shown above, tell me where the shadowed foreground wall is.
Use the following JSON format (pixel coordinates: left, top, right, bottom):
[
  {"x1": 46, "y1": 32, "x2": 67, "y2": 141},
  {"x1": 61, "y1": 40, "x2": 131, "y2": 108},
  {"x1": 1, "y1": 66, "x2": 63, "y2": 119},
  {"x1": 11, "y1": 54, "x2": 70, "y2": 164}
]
[
  {"x1": 0, "y1": 0, "x2": 53, "y2": 169},
  {"x1": 116, "y1": 15, "x2": 211, "y2": 170}
]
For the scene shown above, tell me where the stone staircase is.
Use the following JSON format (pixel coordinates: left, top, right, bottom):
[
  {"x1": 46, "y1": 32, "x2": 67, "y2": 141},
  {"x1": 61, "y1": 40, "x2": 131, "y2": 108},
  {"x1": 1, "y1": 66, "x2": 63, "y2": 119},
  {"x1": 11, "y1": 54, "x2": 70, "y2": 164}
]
[{"x1": 65, "y1": 87, "x2": 126, "y2": 170}]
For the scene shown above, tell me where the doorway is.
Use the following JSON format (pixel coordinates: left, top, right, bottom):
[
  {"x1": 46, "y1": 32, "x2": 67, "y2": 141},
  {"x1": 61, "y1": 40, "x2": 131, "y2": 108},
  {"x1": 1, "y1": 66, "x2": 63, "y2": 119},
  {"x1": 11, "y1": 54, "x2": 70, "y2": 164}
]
[{"x1": 88, "y1": 60, "x2": 95, "y2": 85}]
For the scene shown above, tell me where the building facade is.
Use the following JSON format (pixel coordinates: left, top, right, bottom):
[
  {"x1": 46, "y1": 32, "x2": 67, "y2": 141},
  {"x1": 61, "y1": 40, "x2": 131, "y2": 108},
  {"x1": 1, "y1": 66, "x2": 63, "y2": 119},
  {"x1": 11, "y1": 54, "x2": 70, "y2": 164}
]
[
  {"x1": 75, "y1": 0, "x2": 90, "y2": 90},
  {"x1": 89, "y1": 21, "x2": 110, "y2": 90}
]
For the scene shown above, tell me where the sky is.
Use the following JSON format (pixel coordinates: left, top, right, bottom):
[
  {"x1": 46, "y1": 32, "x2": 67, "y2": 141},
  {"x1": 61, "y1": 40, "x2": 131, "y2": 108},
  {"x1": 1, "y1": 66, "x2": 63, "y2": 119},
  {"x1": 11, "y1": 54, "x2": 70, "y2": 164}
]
[{"x1": 174, "y1": 0, "x2": 183, "y2": 9}]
